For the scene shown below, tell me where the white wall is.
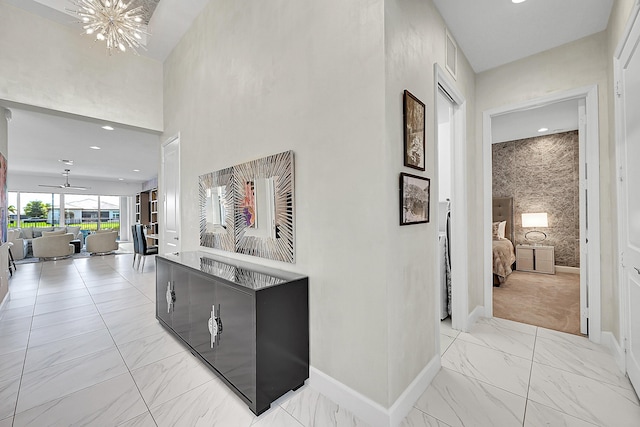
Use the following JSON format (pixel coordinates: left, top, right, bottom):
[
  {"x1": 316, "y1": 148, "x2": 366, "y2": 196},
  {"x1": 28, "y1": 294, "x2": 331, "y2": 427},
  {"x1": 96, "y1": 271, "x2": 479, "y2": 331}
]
[
  {"x1": 0, "y1": 109, "x2": 8, "y2": 304},
  {"x1": 0, "y1": 1, "x2": 163, "y2": 131},
  {"x1": 163, "y1": 0, "x2": 478, "y2": 412},
  {"x1": 475, "y1": 31, "x2": 617, "y2": 333},
  {"x1": 163, "y1": 0, "x2": 392, "y2": 407},
  {"x1": 383, "y1": 0, "x2": 476, "y2": 404}
]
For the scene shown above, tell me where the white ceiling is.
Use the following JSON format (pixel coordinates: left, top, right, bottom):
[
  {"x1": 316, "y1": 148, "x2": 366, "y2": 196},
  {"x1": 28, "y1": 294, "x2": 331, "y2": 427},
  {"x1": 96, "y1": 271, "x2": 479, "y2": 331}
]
[
  {"x1": 491, "y1": 99, "x2": 579, "y2": 144},
  {"x1": 7, "y1": 107, "x2": 160, "y2": 184},
  {"x1": 433, "y1": 0, "x2": 614, "y2": 72},
  {"x1": 2, "y1": 0, "x2": 609, "y2": 191},
  {"x1": 3, "y1": 0, "x2": 210, "y2": 61}
]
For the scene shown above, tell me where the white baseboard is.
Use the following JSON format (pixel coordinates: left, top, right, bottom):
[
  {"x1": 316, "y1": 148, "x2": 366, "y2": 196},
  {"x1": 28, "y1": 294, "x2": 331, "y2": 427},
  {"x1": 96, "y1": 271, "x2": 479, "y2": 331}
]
[
  {"x1": 309, "y1": 356, "x2": 441, "y2": 427},
  {"x1": 467, "y1": 305, "x2": 484, "y2": 331},
  {"x1": 388, "y1": 356, "x2": 441, "y2": 426},
  {"x1": 555, "y1": 265, "x2": 580, "y2": 274},
  {"x1": 601, "y1": 331, "x2": 626, "y2": 373}
]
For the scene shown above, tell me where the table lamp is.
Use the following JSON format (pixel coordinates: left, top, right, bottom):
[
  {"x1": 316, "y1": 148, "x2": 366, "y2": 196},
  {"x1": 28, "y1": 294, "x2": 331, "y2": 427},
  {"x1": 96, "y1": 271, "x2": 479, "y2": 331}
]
[{"x1": 522, "y1": 212, "x2": 548, "y2": 245}]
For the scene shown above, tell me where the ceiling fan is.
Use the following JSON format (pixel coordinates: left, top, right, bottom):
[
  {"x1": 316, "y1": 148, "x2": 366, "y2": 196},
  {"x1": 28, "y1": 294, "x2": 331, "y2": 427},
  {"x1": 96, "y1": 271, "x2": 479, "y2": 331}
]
[{"x1": 39, "y1": 169, "x2": 90, "y2": 190}]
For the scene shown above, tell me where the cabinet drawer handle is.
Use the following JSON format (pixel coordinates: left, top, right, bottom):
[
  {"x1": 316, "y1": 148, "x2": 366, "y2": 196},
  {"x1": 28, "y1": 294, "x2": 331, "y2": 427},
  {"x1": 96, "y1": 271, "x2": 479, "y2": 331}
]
[
  {"x1": 166, "y1": 282, "x2": 172, "y2": 313},
  {"x1": 209, "y1": 305, "x2": 217, "y2": 348},
  {"x1": 208, "y1": 304, "x2": 223, "y2": 348}
]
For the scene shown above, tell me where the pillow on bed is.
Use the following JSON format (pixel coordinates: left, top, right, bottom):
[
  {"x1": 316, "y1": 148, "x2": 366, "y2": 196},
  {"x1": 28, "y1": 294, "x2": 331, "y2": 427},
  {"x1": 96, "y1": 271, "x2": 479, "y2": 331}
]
[
  {"x1": 492, "y1": 221, "x2": 507, "y2": 240},
  {"x1": 492, "y1": 222, "x2": 501, "y2": 240},
  {"x1": 498, "y1": 221, "x2": 506, "y2": 239}
]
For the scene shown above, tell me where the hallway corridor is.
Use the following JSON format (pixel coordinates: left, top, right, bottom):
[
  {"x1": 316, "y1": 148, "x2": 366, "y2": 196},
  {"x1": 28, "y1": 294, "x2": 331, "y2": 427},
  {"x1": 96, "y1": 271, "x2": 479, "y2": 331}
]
[{"x1": 0, "y1": 256, "x2": 638, "y2": 426}]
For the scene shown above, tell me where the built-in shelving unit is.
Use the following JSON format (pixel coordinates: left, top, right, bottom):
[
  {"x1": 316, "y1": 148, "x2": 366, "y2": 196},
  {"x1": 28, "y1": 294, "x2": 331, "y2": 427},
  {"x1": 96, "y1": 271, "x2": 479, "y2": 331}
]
[
  {"x1": 135, "y1": 188, "x2": 158, "y2": 246},
  {"x1": 149, "y1": 189, "x2": 158, "y2": 244},
  {"x1": 135, "y1": 191, "x2": 149, "y2": 225}
]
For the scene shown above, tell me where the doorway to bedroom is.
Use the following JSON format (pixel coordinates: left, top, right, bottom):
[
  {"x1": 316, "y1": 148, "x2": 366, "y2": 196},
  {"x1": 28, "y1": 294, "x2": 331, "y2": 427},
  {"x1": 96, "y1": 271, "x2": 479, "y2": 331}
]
[
  {"x1": 491, "y1": 124, "x2": 582, "y2": 335},
  {"x1": 483, "y1": 87, "x2": 601, "y2": 340}
]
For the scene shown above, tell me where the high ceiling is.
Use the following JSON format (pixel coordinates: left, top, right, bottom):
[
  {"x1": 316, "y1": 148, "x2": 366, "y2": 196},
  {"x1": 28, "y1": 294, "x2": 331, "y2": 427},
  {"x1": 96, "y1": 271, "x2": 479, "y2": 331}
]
[
  {"x1": 433, "y1": 0, "x2": 614, "y2": 73},
  {"x1": 2, "y1": 0, "x2": 210, "y2": 193},
  {"x1": 3, "y1": 0, "x2": 614, "y2": 191},
  {"x1": 3, "y1": 0, "x2": 210, "y2": 61}
]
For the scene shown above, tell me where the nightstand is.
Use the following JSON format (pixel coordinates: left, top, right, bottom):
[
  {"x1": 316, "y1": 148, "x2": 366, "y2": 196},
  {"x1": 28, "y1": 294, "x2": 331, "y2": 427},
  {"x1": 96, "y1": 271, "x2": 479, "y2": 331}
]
[{"x1": 516, "y1": 245, "x2": 555, "y2": 274}]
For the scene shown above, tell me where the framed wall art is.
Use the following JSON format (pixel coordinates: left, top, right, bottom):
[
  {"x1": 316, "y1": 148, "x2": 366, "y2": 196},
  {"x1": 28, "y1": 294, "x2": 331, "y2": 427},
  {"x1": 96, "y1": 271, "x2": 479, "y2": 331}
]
[
  {"x1": 400, "y1": 172, "x2": 430, "y2": 225},
  {"x1": 403, "y1": 90, "x2": 426, "y2": 171}
]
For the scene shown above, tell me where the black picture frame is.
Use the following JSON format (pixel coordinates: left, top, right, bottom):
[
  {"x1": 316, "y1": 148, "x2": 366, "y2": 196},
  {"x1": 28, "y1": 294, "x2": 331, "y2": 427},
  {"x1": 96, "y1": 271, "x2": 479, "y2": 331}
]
[
  {"x1": 403, "y1": 90, "x2": 426, "y2": 171},
  {"x1": 400, "y1": 172, "x2": 430, "y2": 225}
]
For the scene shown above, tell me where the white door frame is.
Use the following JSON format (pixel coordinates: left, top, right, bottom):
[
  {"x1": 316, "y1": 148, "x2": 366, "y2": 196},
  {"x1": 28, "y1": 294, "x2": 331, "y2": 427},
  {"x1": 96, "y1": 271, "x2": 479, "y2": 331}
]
[
  {"x1": 434, "y1": 64, "x2": 470, "y2": 332},
  {"x1": 615, "y1": 0, "x2": 640, "y2": 373},
  {"x1": 482, "y1": 85, "x2": 602, "y2": 343},
  {"x1": 161, "y1": 134, "x2": 181, "y2": 255}
]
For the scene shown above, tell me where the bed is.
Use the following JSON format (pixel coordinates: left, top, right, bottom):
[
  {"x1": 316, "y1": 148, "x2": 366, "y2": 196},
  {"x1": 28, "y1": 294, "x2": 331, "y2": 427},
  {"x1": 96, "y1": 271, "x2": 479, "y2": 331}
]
[{"x1": 492, "y1": 197, "x2": 516, "y2": 286}]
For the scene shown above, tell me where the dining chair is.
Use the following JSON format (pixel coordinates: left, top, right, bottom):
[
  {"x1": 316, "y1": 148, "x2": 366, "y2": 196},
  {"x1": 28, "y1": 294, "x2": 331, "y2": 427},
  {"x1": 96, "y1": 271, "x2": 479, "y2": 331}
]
[
  {"x1": 131, "y1": 224, "x2": 141, "y2": 268},
  {"x1": 134, "y1": 223, "x2": 158, "y2": 272}
]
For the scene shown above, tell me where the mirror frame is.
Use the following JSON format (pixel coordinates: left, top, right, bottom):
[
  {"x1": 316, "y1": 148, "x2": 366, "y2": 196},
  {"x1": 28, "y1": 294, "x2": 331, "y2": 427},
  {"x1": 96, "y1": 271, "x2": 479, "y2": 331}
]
[
  {"x1": 234, "y1": 151, "x2": 295, "y2": 263},
  {"x1": 199, "y1": 167, "x2": 234, "y2": 251}
]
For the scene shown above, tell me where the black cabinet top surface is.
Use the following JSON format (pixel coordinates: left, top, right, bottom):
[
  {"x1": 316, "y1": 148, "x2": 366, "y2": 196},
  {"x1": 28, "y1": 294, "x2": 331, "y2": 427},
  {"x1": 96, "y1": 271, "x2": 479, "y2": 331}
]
[{"x1": 158, "y1": 251, "x2": 307, "y2": 291}]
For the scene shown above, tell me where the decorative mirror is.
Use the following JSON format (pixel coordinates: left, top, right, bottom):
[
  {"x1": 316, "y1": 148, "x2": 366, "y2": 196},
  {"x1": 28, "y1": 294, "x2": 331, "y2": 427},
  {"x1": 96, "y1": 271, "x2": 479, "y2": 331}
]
[
  {"x1": 199, "y1": 167, "x2": 234, "y2": 251},
  {"x1": 234, "y1": 151, "x2": 295, "y2": 263}
]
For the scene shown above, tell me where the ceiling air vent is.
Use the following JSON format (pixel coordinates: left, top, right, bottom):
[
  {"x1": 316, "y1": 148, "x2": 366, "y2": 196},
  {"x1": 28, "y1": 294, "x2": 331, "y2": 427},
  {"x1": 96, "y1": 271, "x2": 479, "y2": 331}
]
[{"x1": 445, "y1": 28, "x2": 457, "y2": 80}]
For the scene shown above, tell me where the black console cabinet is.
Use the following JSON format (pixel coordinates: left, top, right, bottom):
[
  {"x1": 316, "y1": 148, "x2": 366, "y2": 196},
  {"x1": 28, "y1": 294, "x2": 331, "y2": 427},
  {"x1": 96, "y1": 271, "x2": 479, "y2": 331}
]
[{"x1": 156, "y1": 252, "x2": 309, "y2": 415}]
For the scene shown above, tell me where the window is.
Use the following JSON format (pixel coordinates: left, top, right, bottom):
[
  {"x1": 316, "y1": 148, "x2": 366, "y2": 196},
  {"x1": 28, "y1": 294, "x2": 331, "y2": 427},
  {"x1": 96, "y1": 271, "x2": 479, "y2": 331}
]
[
  {"x1": 100, "y1": 196, "x2": 120, "y2": 232},
  {"x1": 17, "y1": 192, "x2": 60, "y2": 228},
  {"x1": 8, "y1": 191, "x2": 121, "y2": 236}
]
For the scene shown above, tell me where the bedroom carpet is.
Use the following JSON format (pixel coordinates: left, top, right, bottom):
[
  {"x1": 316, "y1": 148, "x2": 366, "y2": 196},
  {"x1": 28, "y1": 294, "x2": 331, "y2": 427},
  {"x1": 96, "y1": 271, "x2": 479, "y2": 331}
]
[{"x1": 493, "y1": 271, "x2": 582, "y2": 336}]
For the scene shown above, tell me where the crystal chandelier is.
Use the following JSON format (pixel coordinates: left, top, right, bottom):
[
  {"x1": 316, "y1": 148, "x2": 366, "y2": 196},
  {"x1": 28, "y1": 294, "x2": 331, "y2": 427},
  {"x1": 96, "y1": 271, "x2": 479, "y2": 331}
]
[{"x1": 69, "y1": 0, "x2": 149, "y2": 54}]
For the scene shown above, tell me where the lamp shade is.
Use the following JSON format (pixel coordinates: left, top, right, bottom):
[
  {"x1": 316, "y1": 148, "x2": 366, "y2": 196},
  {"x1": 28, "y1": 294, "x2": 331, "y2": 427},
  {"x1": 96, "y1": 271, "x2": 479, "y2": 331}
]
[{"x1": 522, "y1": 212, "x2": 548, "y2": 228}]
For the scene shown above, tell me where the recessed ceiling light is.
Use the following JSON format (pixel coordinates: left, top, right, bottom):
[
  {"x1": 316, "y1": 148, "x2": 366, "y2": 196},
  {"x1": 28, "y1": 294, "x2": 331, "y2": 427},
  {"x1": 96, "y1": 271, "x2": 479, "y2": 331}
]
[
  {"x1": 538, "y1": 127, "x2": 548, "y2": 132},
  {"x1": 58, "y1": 159, "x2": 74, "y2": 165},
  {"x1": 101, "y1": 125, "x2": 114, "y2": 131},
  {"x1": 90, "y1": 146, "x2": 101, "y2": 150},
  {"x1": 133, "y1": 169, "x2": 140, "y2": 172},
  {"x1": 118, "y1": 178, "x2": 124, "y2": 181},
  {"x1": 512, "y1": 0, "x2": 526, "y2": 3}
]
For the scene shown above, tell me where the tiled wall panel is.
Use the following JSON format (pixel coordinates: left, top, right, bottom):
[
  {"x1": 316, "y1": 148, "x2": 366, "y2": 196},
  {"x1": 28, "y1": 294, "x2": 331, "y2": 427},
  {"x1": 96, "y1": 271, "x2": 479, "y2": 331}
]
[{"x1": 492, "y1": 131, "x2": 579, "y2": 267}]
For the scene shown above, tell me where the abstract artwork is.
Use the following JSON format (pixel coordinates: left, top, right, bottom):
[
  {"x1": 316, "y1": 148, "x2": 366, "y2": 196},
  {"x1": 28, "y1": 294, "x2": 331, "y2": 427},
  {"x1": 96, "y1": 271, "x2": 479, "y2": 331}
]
[
  {"x1": 403, "y1": 90, "x2": 426, "y2": 171},
  {"x1": 241, "y1": 181, "x2": 257, "y2": 228},
  {"x1": 400, "y1": 172, "x2": 430, "y2": 225}
]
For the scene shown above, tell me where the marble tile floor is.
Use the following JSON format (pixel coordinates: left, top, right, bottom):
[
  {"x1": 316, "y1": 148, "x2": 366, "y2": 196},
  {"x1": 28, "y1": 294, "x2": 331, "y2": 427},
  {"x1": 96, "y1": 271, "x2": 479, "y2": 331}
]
[
  {"x1": 0, "y1": 256, "x2": 637, "y2": 426},
  {"x1": 433, "y1": 317, "x2": 640, "y2": 427},
  {"x1": 0, "y1": 255, "x2": 371, "y2": 427}
]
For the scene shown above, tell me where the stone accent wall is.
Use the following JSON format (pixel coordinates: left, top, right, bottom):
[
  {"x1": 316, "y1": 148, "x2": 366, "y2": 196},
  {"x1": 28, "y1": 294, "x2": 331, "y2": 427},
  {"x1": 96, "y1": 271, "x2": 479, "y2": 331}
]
[{"x1": 492, "y1": 131, "x2": 580, "y2": 267}]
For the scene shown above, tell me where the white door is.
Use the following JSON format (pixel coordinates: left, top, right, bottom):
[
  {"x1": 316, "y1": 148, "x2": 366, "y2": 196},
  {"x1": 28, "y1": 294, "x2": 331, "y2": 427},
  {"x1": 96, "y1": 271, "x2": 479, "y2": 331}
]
[
  {"x1": 162, "y1": 136, "x2": 180, "y2": 254},
  {"x1": 618, "y1": 7, "x2": 640, "y2": 395},
  {"x1": 437, "y1": 87, "x2": 454, "y2": 322},
  {"x1": 578, "y1": 100, "x2": 589, "y2": 335}
]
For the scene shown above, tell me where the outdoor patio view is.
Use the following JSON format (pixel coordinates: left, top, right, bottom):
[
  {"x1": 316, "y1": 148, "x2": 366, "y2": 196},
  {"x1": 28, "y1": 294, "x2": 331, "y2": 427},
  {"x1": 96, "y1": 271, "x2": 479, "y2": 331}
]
[{"x1": 8, "y1": 192, "x2": 121, "y2": 235}]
